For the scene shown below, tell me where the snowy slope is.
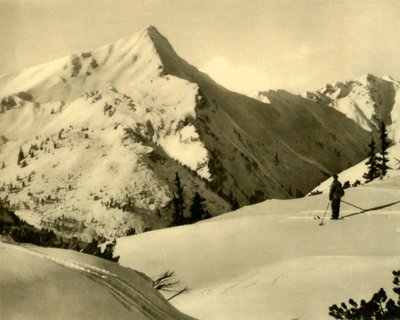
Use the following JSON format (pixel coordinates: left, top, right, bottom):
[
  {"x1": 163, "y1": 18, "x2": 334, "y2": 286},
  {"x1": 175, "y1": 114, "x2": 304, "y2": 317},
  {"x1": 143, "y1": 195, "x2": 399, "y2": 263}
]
[
  {"x1": 302, "y1": 74, "x2": 400, "y2": 143},
  {"x1": 0, "y1": 27, "x2": 209, "y2": 177},
  {"x1": 249, "y1": 91, "x2": 271, "y2": 104},
  {"x1": 311, "y1": 144, "x2": 400, "y2": 194},
  {"x1": 0, "y1": 26, "x2": 231, "y2": 239},
  {"x1": 0, "y1": 26, "x2": 372, "y2": 240},
  {"x1": 115, "y1": 171, "x2": 400, "y2": 320},
  {"x1": 0, "y1": 239, "x2": 194, "y2": 320}
]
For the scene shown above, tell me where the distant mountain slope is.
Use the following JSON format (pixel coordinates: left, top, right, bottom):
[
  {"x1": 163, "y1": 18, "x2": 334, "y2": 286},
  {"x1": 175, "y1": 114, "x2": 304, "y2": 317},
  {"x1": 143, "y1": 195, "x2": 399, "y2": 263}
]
[
  {"x1": 302, "y1": 74, "x2": 400, "y2": 143},
  {"x1": 0, "y1": 240, "x2": 194, "y2": 320},
  {"x1": 0, "y1": 26, "x2": 371, "y2": 239},
  {"x1": 147, "y1": 27, "x2": 371, "y2": 199}
]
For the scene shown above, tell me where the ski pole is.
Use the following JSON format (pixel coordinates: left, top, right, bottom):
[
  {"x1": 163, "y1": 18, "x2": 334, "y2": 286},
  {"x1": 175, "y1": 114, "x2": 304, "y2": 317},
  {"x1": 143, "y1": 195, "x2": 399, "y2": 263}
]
[
  {"x1": 341, "y1": 200, "x2": 365, "y2": 211},
  {"x1": 319, "y1": 201, "x2": 330, "y2": 226}
]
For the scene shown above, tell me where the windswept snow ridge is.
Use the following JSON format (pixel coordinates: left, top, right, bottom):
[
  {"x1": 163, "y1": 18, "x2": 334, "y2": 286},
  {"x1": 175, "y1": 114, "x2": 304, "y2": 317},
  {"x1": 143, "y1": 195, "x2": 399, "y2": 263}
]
[{"x1": 0, "y1": 240, "x2": 194, "y2": 320}]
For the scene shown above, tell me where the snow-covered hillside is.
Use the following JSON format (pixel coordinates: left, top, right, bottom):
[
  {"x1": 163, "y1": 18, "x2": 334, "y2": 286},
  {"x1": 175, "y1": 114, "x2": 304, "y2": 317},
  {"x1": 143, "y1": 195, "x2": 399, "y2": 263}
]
[
  {"x1": 0, "y1": 26, "x2": 211, "y2": 177},
  {"x1": 0, "y1": 239, "x2": 194, "y2": 320},
  {"x1": 115, "y1": 170, "x2": 400, "y2": 319},
  {"x1": 0, "y1": 26, "x2": 372, "y2": 240},
  {"x1": 311, "y1": 144, "x2": 400, "y2": 194},
  {"x1": 0, "y1": 26, "x2": 231, "y2": 239},
  {"x1": 302, "y1": 74, "x2": 400, "y2": 143}
]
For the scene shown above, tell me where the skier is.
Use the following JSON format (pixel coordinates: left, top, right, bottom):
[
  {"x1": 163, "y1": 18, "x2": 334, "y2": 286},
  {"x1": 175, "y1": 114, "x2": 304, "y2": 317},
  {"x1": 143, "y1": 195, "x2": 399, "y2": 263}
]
[{"x1": 329, "y1": 174, "x2": 344, "y2": 220}]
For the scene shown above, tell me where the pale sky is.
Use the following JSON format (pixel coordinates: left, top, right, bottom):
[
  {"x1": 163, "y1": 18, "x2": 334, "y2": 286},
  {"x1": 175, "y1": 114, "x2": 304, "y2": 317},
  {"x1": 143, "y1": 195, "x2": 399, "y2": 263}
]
[{"x1": 1, "y1": 0, "x2": 400, "y2": 93}]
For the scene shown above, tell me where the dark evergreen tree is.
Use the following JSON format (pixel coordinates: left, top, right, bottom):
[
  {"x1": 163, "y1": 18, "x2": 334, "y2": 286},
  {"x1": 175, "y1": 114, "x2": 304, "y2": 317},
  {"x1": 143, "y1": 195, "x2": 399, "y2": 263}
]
[
  {"x1": 363, "y1": 137, "x2": 380, "y2": 182},
  {"x1": 378, "y1": 121, "x2": 390, "y2": 178},
  {"x1": 82, "y1": 239, "x2": 101, "y2": 256},
  {"x1": 227, "y1": 191, "x2": 240, "y2": 210},
  {"x1": 343, "y1": 181, "x2": 351, "y2": 189},
  {"x1": 274, "y1": 152, "x2": 279, "y2": 165},
  {"x1": 329, "y1": 270, "x2": 400, "y2": 319},
  {"x1": 17, "y1": 146, "x2": 25, "y2": 166},
  {"x1": 190, "y1": 192, "x2": 207, "y2": 223},
  {"x1": 231, "y1": 198, "x2": 240, "y2": 210},
  {"x1": 288, "y1": 185, "x2": 293, "y2": 197},
  {"x1": 102, "y1": 240, "x2": 119, "y2": 262},
  {"x1": 295, "y1": 188, "x2": 303, "y2": 198},
  {"x1": 1, "y1": 161, "x2": 5, "y2": 169},
  {"x1": 172, "y1": 173, "x2": 185, "y2": 226},
  {"x1": 126, "y1": 227, "x2": 136, "y2": 236}
]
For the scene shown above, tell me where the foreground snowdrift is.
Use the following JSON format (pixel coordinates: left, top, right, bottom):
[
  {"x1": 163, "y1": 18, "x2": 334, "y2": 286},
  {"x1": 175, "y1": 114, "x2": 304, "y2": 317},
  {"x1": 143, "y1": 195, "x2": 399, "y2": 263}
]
[
  {"x1": 115, "y1": 173, "x2": 400, "y2": 319},
  {"x1": 0, "y1": 240, "x2": 194, "y2": 320}
]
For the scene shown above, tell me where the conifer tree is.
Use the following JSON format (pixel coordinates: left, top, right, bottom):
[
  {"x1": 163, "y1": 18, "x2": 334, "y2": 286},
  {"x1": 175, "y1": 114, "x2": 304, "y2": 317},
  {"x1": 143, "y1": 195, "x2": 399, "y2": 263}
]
[
  {"x1": 1, "y1": 161, "x2": 5, "y2": 169},
  {"x1": 172, "y1": 173, "x2": 185, "y2": 226},
  {"x1": 378, "y1": 121, "x2": 390, "y2": 178},
  {"x1": 295, "y1": 188, "x2": 303, "y2": 198},
  {"x1": 288, "y1": 185, "x2": 293, "y2": 197},
  {"x1": 329, "y1": 270, "x2": 400, "y2": 319},
  {"x1": 231, "y1": 197, "x2": 240, "y2": 210},
  {"x1": 274, "y1": 152, "x2": 279, "y2": 165},
  {"x1": 17, "y1": 147, "x2": 25, "y2": 166},
  {"x1": 363, "y1": 137, "x2": 379, "y2": 182},
  {"x1": 190, "y1": 192, "x2": 206, "y2": 223}
]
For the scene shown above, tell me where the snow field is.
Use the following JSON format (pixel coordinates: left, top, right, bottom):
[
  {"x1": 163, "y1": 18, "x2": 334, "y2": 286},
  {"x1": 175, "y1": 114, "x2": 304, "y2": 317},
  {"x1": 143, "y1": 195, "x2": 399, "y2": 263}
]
[{"x1": 115, "y1": 173, "x2": 400, "y2": 319}]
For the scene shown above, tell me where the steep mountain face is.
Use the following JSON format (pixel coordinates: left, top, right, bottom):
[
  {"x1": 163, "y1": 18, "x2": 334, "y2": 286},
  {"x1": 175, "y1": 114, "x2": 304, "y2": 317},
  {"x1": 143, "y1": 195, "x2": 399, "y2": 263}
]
[
  {"x1": 148, "y1": 27, "x2": 371, "y2": 197},
  {"x1": 0, "y1": 26, "x2": 371, "y2": 239},
  {"x1": 303, "y1": 74, "x2": 400, "y2": 143}
]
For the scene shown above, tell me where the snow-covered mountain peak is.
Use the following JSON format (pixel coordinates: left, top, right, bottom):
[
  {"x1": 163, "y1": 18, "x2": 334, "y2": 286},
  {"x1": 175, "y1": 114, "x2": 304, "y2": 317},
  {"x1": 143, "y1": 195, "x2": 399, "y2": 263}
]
[
  {"x1": 0, "y1": 27, "x2": 221, "y2": 239},
  {"x1": 0, "y1": 25, "x2": 183, "y2": 103},
  {"x1": 355, "y1": 73, "x2": 376, "y2": 87},
  {"x1": 0, "y1": 25, "x2": 207, "y2": 168},
  {"x1": 304, "y1": 75, "x2": 400, "y2": 142},
  {"x1": 0, "y1": 26, "x2": 375, "y2": 241},
  {"x1": 144, "y1": 25, "x2": 167, "y2": 41}
]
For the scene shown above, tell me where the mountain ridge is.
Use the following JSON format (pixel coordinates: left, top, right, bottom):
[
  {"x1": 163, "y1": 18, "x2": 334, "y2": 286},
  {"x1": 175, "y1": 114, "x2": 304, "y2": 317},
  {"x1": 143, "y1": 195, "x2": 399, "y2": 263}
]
[
  {"x1": 0, "y1": 26, "x2": 372, "y2": 239},
  {"x1": 300, "y1": 73, "x2": 400, "y2": 143}
]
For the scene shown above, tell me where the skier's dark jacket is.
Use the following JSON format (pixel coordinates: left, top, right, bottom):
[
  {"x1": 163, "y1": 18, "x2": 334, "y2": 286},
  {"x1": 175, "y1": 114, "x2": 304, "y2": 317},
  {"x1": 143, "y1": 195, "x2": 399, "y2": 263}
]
[{"x1": 329, "y1": 179, "x2": 344, "y2": 201}]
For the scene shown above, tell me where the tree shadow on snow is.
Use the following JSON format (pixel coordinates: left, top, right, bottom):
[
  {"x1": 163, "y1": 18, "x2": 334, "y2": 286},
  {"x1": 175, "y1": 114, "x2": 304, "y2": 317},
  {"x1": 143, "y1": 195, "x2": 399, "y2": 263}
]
[{"x1": 341, "y1": 200, "x2": 400, "y2": 219}]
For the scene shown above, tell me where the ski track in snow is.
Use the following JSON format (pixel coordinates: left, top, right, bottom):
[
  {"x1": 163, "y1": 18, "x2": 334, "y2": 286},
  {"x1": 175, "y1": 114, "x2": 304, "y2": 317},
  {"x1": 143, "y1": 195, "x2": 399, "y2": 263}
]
[{"x1": 3, "y1": 243, "x2": 115, "y2": 278}]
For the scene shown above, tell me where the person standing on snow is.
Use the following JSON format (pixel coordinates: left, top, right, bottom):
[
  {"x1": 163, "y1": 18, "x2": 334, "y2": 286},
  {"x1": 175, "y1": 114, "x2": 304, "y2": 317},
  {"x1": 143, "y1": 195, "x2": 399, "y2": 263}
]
[{"x1": 329, "y1": 174, "x2": 344, "y2": 220}]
